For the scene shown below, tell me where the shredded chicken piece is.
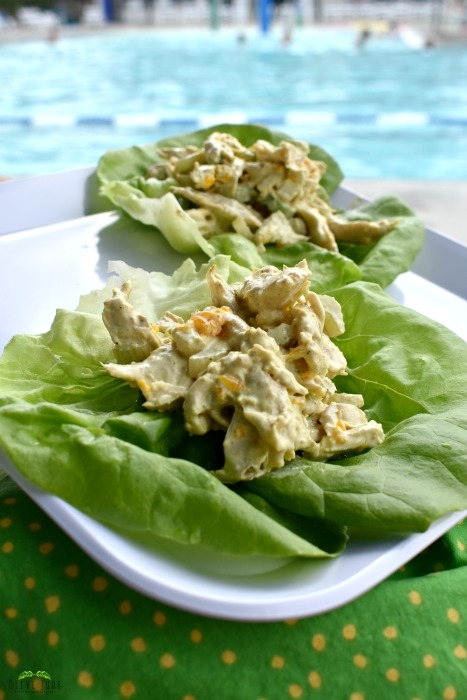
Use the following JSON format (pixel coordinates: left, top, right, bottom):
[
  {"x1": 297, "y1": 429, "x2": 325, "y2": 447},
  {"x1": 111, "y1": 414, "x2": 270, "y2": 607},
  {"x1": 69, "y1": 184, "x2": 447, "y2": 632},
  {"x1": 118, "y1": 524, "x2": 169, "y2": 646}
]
[{"x1": 102, "y1": 281, "x2": 163, "y2": 363}]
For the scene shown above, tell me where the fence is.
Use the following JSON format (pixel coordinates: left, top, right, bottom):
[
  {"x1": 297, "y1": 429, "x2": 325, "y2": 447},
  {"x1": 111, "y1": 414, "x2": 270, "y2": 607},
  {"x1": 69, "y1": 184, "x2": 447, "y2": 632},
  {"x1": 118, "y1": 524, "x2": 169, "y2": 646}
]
[
  {"x1": 111, "y1": 0, "x2": 464, "y2": 35},
  {"x1": 1, "y1": 0, "x2": 464, "y2": 36}
]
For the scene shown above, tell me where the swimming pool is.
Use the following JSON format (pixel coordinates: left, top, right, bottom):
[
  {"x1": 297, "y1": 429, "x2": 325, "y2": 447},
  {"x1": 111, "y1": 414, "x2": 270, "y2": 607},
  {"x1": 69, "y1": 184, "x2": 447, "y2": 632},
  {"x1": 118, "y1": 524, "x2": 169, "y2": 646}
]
[{"x1": 1, "y1": 26, "x2": 467, "y2": 179}]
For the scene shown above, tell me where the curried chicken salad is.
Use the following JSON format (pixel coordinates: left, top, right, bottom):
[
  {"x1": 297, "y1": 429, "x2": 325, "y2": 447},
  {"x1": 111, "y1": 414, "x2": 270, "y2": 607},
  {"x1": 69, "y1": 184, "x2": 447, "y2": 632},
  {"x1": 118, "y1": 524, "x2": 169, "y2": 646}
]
[
  {"x1": 102, "y1": 260, "x2": 384, "y2": 482},
  {"x1": 96, "y1": 123, "x2": 425, "y2": 289},
  {"x1": 144, "y1": 131, "x2": 397, "y2": 253}
]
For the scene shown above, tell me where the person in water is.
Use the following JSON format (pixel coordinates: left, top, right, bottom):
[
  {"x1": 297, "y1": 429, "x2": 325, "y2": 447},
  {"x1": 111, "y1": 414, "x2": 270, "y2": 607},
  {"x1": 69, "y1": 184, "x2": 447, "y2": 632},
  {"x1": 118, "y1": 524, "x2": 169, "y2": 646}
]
[{"x1": 356, "y1": 28, "x2": 371, "y2": 47}]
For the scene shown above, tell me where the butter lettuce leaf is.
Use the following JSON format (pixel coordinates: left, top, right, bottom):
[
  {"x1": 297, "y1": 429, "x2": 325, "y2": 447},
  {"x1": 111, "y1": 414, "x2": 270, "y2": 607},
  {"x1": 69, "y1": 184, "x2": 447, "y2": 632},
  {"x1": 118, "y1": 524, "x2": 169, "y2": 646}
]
[
  {"x1": 100, "y1": 185, "x2": 216, "y2": 257},
  {"x1": 0, "y1": 399, "x2": 345, "y2": 558},
  {"x1": 0, "y1": 265, "x2": 466, "y2": 558},
  {"x1": 78, "y1": 254, "x2": 250, "y2": 320}
]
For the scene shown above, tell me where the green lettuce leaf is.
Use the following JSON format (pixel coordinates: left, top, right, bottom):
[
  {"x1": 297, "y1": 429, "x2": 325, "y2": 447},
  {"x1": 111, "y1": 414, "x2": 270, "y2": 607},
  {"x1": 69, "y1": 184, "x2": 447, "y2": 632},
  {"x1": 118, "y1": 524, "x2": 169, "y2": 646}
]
[
  {"x1": 100, "y1": 185, "x2": 216, "y2": 257},
  {"x1": 78, "y1": 254, "x2": 250, "y2": 319},
  {"x1": 0, "y1": 399, "x2": 344, "y2": 558},
  {"x1": 0, "y1": 264, "x2": 466, "y2": 558}
]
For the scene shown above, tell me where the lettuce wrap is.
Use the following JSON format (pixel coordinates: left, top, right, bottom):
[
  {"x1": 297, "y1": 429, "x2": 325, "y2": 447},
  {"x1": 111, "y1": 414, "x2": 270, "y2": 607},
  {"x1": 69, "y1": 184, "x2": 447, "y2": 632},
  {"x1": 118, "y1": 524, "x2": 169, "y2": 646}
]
[
  {"x1": 0, "y1": 254, "x2": 466, "y2": 560},
  {"x1": 95, "y1": 124, "x2": 425, "y2": 289}
]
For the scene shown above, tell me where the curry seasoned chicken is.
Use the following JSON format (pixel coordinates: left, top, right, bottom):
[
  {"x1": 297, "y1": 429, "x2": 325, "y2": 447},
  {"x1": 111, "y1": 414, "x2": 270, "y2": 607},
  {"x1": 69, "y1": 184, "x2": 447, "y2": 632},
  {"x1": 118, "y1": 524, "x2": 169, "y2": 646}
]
[
  {"x1": 146, "y1": 131, "x2": 397, "y2": 252},
  {"x1": 102, "y1": 260, "x2": 385, "y2": 482}
]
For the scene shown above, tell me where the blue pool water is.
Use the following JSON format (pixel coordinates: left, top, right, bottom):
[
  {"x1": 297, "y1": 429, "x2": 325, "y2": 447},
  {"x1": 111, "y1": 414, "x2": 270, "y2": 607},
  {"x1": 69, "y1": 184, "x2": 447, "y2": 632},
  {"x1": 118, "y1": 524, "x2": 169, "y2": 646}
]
[{"x1": 1, "y1": 26, "x2": 467, "y2": 179}]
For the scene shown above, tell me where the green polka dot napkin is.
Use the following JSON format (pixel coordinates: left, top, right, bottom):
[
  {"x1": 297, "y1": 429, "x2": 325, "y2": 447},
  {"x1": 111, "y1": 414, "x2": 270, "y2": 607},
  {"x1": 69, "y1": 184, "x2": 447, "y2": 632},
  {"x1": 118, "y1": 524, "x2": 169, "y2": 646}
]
[{"x1": 1, "y1": 475, "x2": 466, "y2": 700}]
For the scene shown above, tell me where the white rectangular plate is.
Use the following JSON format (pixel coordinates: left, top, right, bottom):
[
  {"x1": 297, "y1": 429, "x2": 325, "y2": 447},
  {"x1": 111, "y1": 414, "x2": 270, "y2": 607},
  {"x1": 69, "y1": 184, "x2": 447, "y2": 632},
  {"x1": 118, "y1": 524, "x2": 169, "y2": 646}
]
[{"x1": 1, "y1": 186, "x2": 466, "y2": 621}]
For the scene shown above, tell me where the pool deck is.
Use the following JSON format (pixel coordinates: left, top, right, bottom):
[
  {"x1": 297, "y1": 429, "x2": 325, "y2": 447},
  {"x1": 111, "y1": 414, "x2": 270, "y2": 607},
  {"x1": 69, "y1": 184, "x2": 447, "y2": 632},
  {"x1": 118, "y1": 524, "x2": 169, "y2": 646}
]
[
  {"x1": 346, "y1": 179, "x2": 467, "y2": 246},
  {"x1": 1, "y1": 20, "x2": 466, "y2": 46}
]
